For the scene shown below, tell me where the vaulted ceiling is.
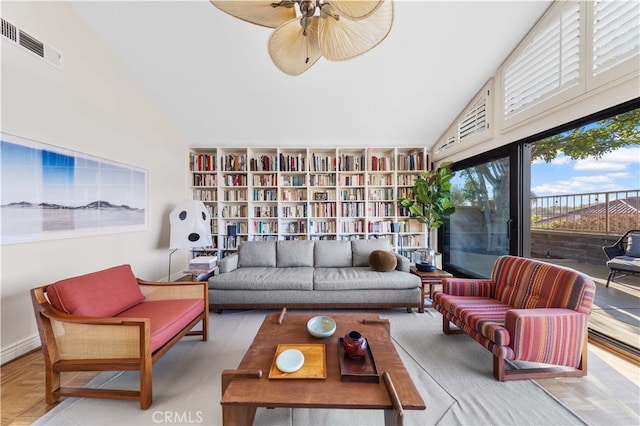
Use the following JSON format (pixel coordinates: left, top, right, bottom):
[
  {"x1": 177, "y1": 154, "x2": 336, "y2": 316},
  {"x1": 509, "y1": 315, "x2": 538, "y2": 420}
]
[{"x1": 71, "y1": 1, "x2": 552, "y2": 148}]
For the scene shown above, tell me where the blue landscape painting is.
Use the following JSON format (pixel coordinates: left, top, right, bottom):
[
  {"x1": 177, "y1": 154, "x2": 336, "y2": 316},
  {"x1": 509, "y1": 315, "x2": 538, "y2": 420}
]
[{"x1": 1, "y1": 133, "x2": 147, "y2": 244}]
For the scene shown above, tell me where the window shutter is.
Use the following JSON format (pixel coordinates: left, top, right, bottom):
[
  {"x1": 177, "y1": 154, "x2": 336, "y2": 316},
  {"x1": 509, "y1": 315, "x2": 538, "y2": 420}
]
[
  {"x1": 459, "y1": 97, "x2": 487, "y2": 141},
  {"x1": 504, "y1": 2, "x2": 581, "y2": 118},
  {"x1": 592, "y1": 0, "x2": 640, "y2": 75},
  {"x1": 434, "y1": 82, "x2": 492, "y2": 156}
]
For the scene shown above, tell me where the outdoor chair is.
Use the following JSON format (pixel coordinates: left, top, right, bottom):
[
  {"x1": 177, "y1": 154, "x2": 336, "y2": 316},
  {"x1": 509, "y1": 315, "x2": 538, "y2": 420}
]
[{"x1": 602, "y1": 230, "x2": 640, "y2": 287}]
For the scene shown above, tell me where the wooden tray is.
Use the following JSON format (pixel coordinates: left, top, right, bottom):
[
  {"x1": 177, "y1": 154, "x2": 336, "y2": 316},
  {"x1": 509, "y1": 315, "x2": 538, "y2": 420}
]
[
  {"x1": 268, "y1": 344, "x2": 327, "y2": 379},
  {"x1": 338, "y1": 338, "x2": 379, "y2": 383}
]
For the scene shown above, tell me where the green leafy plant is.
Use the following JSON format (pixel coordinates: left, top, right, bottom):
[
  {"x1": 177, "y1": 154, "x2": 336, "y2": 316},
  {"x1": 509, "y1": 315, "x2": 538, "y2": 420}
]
[{"x1": 398, "y1": 162, "x2": 456, "y2": 240}]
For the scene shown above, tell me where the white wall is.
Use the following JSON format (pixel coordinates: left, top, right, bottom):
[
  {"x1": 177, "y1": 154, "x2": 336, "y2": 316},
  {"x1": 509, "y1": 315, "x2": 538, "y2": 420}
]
[{"x1": 0, "y1": 2, "x2": 191, "y2": 363}]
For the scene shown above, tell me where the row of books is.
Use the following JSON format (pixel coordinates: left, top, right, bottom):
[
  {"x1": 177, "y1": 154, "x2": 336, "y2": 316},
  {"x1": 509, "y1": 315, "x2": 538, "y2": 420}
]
[
  {"x1": 338, "y1": 154, "x2": 366, "y2": 172},
  {"x1": 192, "y1": 173, "x2": 216, "y2": 187},
  {"x1": 253, "y1": 189, "x2": 278, "y2": 201},
  {"x1": 223, "y1": 174, "x2": 248, "y2": 186},
  {"x1": 309, "y1": 174, "x2": 336, "y2": 186},
  {"x1": 193, "y1": 189, "x2": 217, "y2": 202},
  {"x1": 222, "y1": 154, "x2": 247, "y2": 172},
  {"x1": 281, "y1": 205, "x2": 307, "y2": 218},
  {"x1": 397, "y1": 153, "x2": 425, "y2": 171},
  {"x1": 222, "y1": 190, "x2": 247, "y2": 202},
  {"x1": 368, "y1": 202, "x2": 396, "y2": 217},
  {"x1": 370, "y1": 155, "x2": 393, "y2": 172},
  {"x1": 253, "y1": 221, "x2": 278, "y2": 234},
  {"x1": 190, "y1": 153, "x2": 216, "y2": 172},
  {"x1": 253, "y1": 174, "x2": 277, "y2": 186},
  {"x1": 310, "y1": 154, "x2": 335, "y2": 172},
  {"x1": 280, "y1": 154, "x2": 306, "y2": 172},
  {"x1": 281, "y1": 175, "x2": 306, "y2": 186},
  {"x1": 221, "y1": 205, "x2": 248, "y2": 218},
  {"x1": 250, "y1": 155, "x2": 278, "y2": 172},
  {"x1": 339, "y1": 188, "x2": 365, "y2": 201}
]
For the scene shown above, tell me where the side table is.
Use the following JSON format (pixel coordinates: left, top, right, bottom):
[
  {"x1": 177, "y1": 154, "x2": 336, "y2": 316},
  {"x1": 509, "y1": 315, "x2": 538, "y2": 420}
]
[
  {"x1": 410, "y1": 266, "x2": 453, "y2": 313},
  {"x1": 181, "y1": 266, "x2": 219, "y2": 282}
]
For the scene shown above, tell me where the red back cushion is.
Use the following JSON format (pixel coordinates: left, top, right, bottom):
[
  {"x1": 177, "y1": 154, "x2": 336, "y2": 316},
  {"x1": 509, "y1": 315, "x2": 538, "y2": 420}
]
[{"x1": 47, "y1": 264, "x2": 145, "y2": 317}]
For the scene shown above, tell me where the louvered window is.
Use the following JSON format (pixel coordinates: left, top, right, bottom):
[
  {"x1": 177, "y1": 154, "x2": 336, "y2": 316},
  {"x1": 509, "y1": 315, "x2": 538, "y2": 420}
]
[
  {"x1": 503, "y1": 2, "x2": 581, "y2": 118},
  {"x1": 434, "y1": 82, "x2": 492, "y2": 156},
  {"x1": 592, "y1": 0, "x2": 640, "y2": 75},
  {"x1": 459, "y1": 98, "x2": 486, "y2": 141}
]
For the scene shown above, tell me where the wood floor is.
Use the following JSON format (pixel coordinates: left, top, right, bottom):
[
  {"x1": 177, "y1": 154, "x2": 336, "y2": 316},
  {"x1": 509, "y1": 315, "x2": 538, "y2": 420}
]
[{"x1": 2, "y1": 341, "x2": 639, "y2": 425}]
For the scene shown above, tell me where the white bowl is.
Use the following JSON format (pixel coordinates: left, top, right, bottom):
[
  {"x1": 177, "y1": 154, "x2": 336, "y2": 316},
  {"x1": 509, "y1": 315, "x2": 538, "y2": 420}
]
[
  {"x1": 276, "y1": 349, "x2": 304, "y2": 373},
  {"x1": 307, "y1": 316, "x2": 337, "y2": 338}
]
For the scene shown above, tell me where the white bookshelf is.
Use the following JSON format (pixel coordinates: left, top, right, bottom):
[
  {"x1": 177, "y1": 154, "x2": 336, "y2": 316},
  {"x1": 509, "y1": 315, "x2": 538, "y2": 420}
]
[{"x1": 188, "y1": 147, "x2": 429, "y2": 259}]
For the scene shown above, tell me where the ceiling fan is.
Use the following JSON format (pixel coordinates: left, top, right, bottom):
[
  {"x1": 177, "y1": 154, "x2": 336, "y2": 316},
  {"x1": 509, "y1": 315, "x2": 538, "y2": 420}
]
[{"x1": 210, "y1": 0, "x2": 394, "y2": 76}]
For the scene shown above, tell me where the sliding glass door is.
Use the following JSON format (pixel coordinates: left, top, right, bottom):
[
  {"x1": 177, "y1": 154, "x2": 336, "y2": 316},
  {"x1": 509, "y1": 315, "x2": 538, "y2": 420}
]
[{"x1": 441, "y1": 145, "x2": 527, "y2": 278}]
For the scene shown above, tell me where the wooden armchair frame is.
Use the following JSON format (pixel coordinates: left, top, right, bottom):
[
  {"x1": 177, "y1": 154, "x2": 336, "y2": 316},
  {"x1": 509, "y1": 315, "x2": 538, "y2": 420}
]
[
  {"x1": 603, "y1": 229, "x2": 640, "y2": 287},
  {"x1": 31, "y1": 279, "x2": 208, "y2": 409}
]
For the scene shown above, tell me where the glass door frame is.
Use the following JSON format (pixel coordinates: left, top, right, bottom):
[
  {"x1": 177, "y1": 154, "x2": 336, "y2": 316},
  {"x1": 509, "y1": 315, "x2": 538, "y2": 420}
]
[{"x1": 440, "y1": 143, "x2": 531, "y2": 278}]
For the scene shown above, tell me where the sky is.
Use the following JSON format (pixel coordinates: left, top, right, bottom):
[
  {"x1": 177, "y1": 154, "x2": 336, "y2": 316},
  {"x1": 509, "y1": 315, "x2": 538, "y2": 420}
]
[{"x1": 531, "y1": 145, "x2": 640, "y2": 196}]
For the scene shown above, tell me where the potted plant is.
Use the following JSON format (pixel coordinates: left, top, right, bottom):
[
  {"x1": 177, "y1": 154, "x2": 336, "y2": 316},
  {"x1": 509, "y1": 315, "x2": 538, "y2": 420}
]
[{"x1": 398, "y1": 162, "x2": 456, "y2": 271}]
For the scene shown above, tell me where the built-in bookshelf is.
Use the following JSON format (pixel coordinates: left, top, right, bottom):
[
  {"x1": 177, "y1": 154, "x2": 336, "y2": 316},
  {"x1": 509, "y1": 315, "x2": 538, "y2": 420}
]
[{"x1": 188, "y1": 147, "x2": 429, "y2": 260}]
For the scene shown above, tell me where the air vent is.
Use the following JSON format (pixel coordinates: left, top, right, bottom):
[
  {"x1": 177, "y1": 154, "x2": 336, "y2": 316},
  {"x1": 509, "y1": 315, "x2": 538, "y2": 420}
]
[
  {"x1": 1, "y1": 17, "x2": 62, "y2": 69},
  {"x1": 1, "y1": 18, "x2": 17, "y2": 42},
  {"x1": 19, "y1": 30, "x2": 44, "y2": 57}
]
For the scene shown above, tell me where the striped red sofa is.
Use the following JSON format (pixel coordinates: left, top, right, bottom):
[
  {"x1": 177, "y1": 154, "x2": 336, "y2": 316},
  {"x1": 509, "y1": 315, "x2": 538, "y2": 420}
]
[{"x1": 433, "y1": 256, "x2": 596, "y2": 381}]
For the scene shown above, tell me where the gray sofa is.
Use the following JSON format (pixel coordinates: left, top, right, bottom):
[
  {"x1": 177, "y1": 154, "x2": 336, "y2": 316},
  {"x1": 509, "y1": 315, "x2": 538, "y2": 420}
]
[{"x1": 208, "y1": 239, "x2": 422, "y2": 312}]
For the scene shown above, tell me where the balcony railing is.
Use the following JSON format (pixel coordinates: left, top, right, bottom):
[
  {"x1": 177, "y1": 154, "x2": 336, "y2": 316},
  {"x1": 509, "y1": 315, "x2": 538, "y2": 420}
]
[{"x1": 531, "y1": 189, "x2": 640, "y2": 235}]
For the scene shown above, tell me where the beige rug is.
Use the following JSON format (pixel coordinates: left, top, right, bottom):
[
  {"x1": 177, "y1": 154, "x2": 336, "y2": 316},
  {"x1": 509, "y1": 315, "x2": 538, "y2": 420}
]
[{"x1": 35, "y1": 309, "x2": 585, "y2": 425}]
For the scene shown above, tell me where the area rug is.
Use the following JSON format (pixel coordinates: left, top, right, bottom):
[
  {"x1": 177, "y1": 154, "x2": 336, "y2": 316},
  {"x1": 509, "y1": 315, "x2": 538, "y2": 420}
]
[{"x1": 34, "y1": 309, "x2": 585, "y2": 425}]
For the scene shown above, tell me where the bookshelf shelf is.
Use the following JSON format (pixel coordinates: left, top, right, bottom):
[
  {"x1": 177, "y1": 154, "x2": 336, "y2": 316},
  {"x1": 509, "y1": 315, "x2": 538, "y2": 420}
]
[{"x1": 187, "y1": 147, "x2": 429, "y2": 259}]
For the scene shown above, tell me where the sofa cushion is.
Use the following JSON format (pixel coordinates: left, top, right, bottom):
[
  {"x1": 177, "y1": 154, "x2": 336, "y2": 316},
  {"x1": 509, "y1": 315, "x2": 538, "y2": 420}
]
[
  {"x1": 352, "y1": 239, "x2": 391, "y2": 266},
  {"x1": 607, "y1": 256, "x2": 640, "y2": 273},
  {"x1": 277, "y1": 240, "x2": 314, "y2": 267},
  {"x1": 434, "y1": 294, "x2": 512, "y2": 346},
  {"x1": 492, "y1": 256, "x2": 595, "y2": 312},
  {"x1": 313, "y1": 267, "x2": 420, "y2": 290},
  {"x1": 626, "y1": 233, "x2": 640, "y2": 257},
  {"x1": 209, "y1": 267, "x2": 314, "y2": 291},
  {"x1": 368, "y1": 250, "x2": 397, "y2": 272},
  {"x1": 314, "y1": 240, "x2": 352, "y2": 267},
  {"x1": 238, "y1": 241, "x2": 276, "y2": 267},
  {"x1": 47, "y1": 264, "x2": 144, "y2": 317},
  {"x1": 116, "y1": 299, "x2": 204, "y2": 352}
]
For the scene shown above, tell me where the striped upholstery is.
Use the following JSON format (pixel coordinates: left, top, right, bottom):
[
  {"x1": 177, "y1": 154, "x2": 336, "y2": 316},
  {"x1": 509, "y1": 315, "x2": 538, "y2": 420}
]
[
  {"x1": 505, "y1": 308, "x2": 589, "y2": 366},
  {"x1": 492, "y1": 256, "x2": 595, "y2": 314},
  {"x1": 433, "y1": 256, "x2": 596, "y2": 368}
]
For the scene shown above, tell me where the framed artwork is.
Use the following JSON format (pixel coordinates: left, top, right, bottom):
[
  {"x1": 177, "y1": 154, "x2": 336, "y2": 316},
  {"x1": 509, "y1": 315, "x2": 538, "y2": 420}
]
[
  {"x1": 1, "y1": 132, "x2": 148, "y2": 244},
  {"x1": 313, "y1": 191, "x2": 328, "y2": 201}
]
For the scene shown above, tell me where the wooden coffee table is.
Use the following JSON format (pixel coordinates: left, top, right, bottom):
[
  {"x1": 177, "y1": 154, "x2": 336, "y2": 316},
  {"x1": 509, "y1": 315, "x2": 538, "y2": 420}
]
[
  {"x1": 220, "y1": 311, "x2": 425, "y2": 425},
  {"x1": 409, "y1": 266, "x2": 453, "y2": 313}
]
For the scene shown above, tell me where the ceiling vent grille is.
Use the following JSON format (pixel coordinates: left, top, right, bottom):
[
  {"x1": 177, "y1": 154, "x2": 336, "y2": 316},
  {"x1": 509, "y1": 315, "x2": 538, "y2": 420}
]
[{"x1": 1, "y1": 18, "x2": 62, "y2": 69}]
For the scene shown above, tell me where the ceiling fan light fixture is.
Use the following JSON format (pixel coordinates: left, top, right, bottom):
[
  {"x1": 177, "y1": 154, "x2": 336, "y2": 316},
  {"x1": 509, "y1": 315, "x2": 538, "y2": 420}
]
[
  {"x1": 319, "y1": 0, "x2": 393, "y2": 61},
  {"x1": 209, "y1": 0, "x2": 295, "y2": 28},
  {"x1": 268, "y1": 17, "x2": 322, "y2": 75},
  {"x1": 212, "y1": 0, "x2": 394, "y2": 75},
  {"x1": 328, "y1": 0, "x2": 384, "y2": 20}
]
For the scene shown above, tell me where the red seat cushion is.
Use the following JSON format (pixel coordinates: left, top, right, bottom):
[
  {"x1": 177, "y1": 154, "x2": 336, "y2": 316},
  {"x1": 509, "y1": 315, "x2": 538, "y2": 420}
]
[
  {"x1": 47, "y1": 265, "x2": 144, "y2": 317},
  {"x1": 116, "y1": 299, "x2": 205, "y2": 352}
]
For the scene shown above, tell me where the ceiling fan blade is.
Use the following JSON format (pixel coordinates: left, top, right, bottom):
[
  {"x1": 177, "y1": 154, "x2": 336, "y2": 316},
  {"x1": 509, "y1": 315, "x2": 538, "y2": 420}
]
[
  {"x1": 269, "y1": 17, "x2": 322, "y2": 75},
  {"x1": 210, "y1": 0, "x2": 296, "y2": 28},
  {"x1": 327, "y1": 0, "x2": 384, "y2": 20},
  {"x1": 319, "y1": 0, "x2": 393, "y2": 61}
]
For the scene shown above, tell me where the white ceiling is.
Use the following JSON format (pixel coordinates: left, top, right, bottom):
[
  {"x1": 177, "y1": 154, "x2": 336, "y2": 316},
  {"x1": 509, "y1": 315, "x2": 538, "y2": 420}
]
[{"x1": 70, "y1": 0, "x2": 552, "y2": 149}]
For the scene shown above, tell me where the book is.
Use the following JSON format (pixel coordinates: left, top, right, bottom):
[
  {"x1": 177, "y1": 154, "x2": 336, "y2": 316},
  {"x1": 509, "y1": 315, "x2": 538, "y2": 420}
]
[{"x1": 189, "y1": 256, "x2": 217, "y2": 270}]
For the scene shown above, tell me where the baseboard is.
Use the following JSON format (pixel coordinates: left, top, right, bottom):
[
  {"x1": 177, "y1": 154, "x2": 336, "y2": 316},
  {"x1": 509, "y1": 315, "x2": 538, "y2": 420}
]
[{"x1": 1, "y1": 334, "x2": 41, "y2": 365}]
